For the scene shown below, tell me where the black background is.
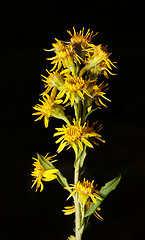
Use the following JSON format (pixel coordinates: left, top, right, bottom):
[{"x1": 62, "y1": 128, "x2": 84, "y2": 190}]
[{"x1": 1, "y1": 1, "x2": 145, "y2": 239}]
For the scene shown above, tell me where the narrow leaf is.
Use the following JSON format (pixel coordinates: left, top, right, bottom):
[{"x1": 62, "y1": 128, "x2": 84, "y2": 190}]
[
  {"x1": 79, "y1": 145, "x2": 87, "y2": 168},
  {"x1": 84, "y1": 175, "x2": 121, "y2": 218},
  {"x1": 85, "y1": 107, "x2": 101, "y2": 121},
  {"x1": 99, "y1": 174, "x2": 121, "y2": 199}
]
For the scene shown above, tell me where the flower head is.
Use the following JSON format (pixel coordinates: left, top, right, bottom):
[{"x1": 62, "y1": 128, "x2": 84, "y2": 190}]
[
  {"x1": 67, "y1": 27, "x2": 97, "y2": 61},
  {"x1": 62, "y1": 202, "x2": 103, "y2": 221},
  {"x1": 32, "y1": 87, "x2": 67, "y2": 128},
  {"x1": 54, "y1": 119, "x2": 105, "y2": 154},
  {"x1": 67, "y1": 27, "x2": 97, "y2": 48},
  {"x1": 31, "y1": 154, "x2": 58, "y2": 192},
  {"x1": 83, "y1": 44, "x2": 117, "y2": 78},
  {"x1": 67, "y1": 178, "x2": 102, "y2": 206},
  {"x1": 41, "y1": 70, "x2": 64, "y2": 95},
  {"x1": 90, "y1": 81, "x2": 111, "y2": 108},
  {"x1": 45, "y1": 38, "x2": 82, "y2": 73},
  {"x1": 57, "y1": 73, "x2": 91, "y2": 107}
]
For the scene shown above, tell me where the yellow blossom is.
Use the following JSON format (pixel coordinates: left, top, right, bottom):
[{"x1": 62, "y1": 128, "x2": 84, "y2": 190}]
[
  {"x1": 41, "y1": 70, "x2": 64, "y2": 95},
  {"x1": 90, "y1": 81, "x2": 111, "y2": 108},
  {"x1": 66, "y1": 178, "x2": 102, "y2": 206},
  {"x1": 54, "y1": 119, "x2": 105, "y2": 154},
  {"x1": 57, "y1": 73, "x2": 91, "y2": 107},
  {"x1": 67, "y1": 27, "x2": 97, "y2": 48},
  {"x1": 44, "y1": 38, "x2": 82, "y2": 73},
  {"x1": 62, "y1": 202, "x2": 103, "y2": 221},
  {"x1": 32, "y1": 87, "x2": 67, "y2": 128},
  {"x1": 80, "y1": 44, "x2": 117, "y2": 78},
  {"x1": 31, "y1": 154, "x2": 58, "y2": 192}
]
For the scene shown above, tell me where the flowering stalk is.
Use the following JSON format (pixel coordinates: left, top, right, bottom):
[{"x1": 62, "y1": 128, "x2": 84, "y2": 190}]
[{"x1": 32, "y1": 27, "x2": 120, "y2": 240}]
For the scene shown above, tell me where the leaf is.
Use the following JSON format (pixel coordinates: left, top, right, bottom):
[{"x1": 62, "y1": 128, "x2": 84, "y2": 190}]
[
  {"x1": 37, "y1": 154, "x2": 71, "y2": 192},
  {"x1": 99, "y1": 174, "x2": 121, "y2": 198},
  {"x1": 37, "y1": 153, "x2": 54, "y2": 170},
  {"x1": 84, "y1": 199, "x2": 102, "y2": 218},
  {"x1": 74, "y1": 145, "x2": 87, "y2": 169},
  {"x1": 84, "y1": 175, "x2": 121, "y2": 218},
  {"x1": 79, "y1": 145, "x2": 87, "y2": 168},
  {"x1": 85, "y1": 107, "x2": 101, "y2": 121}
]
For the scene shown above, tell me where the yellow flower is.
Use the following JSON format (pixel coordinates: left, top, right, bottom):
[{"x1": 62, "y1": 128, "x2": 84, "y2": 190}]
[
  {"x1": 90, "y1": 81, "x2": 111, "y2": 108},
  {"x1": 81, "y1": 44, "x2": 116, "y2": 78},
  {"x1": 57, "y1": 73, "x2": 91, "y2": 107},
  {"x1": 44, "y1": 38, "x2": 82, "y2": 73},
  {"x1": 67, "y1": 27, "x2": 97, "y2": 48},
  {"x1": 66, "y1": 178, "x2": 102, "y2": 206},
  {"x1": 54, "y1": 119, "x2": 105, "y2": 154},
  {"x1": 62, "y1": 203, "x2": 103, "y2": 221},
  {"x1": 41, "y1": 70, "x2": 64, "y2": 95},
  {"x1": 31, "y1": 154, "x2": 58, "y2": 192},
  {"x1": 32, "y1": 87, "x2": 67, "y2": 128}
]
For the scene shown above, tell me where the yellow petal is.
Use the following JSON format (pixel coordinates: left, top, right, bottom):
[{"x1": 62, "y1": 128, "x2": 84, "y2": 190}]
[
  {"x1": 43, "y1": 174, "x2": 57, "y2": 181},
  {"x1": 67, "y1": 189, "x2": 76, "y2": 200},
  {"x1": 93, "y1": 211, "x2": 104, "y2": 221},
  {"x1": 63, "y1": 91, "x2": 70, "y2": 104},
  {"x1": 77, "y1": 90, "x2": 84, "y2": 99},
  {"x1": 71, "y1": 93, "x2": 74, "y2": 107},
  {"x1": 44, "y1": 116, "x2": 49, "y2": 128},
  {"x1": 71, "y1": 142, "x2": 78, "y2": 153},
  {"x1": 55, "y1": 136, "x2": 65, "y2": 144},
  {"x1": 51, "y1": 86, "x2": 57, "y2": 99},
  {"x1": 77, "y1": 140, "x2": 84, "y2": 151},
  {"x1": 57, "y1": 141, "x2": 67, "y2": 153},
  {"x1": 90, "y1": 194, "x2": 97, "y2": 205},
  {"x1": 40, "y1": 182, "x2": 44, "y2": 192},
  {"x1": 81, "y1": 138, "x2": 93, "y2": 148},
  {"x1": 57, "y1": 89, "x2": 67, "y2": 99},
  {"x1": 44, "y1": 169, "x2": 58, "y2": 175},
  {"x1": 53, "y1": 131, "x2": 64, "y2": 137}
]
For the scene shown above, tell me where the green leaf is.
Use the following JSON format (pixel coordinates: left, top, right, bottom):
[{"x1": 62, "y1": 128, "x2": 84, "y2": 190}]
[
  {"x1": 37, "y1": 153, "x2": 71, "y2": 192},
  {"x1": 84, "y1": 175, "x2": 121, "y2": 218},
  {"x1": 79, "y1": 145, "x2": 87, "y2": 168},
  {"x1": 37, "y1": 153, "x2": 54, "y2": 170},
  {"x1": 85, "y1": 107, "x2": 101, "y2": 121},
  {"x1": 74, "y1": 145, "x2": 87, "y2": 169},
  {"x1": 99, "y1": 174, "x2": 121, "y2": 198},
  {"x1": 84, "y1": 199, "x2": 102, "y2": 218}
]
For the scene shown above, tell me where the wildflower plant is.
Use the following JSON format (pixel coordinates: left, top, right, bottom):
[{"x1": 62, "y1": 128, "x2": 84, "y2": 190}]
[{"x1": 32, "y1": 27, "x2": 121, "y2": 240}]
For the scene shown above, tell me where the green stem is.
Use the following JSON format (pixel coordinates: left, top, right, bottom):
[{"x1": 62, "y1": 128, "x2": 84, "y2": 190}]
[
  {"x1": 74, "y1": 101, "x2": 82, "y2": 122},
  {"x1": 74, "y1": 166, "x2": 82, "y2": 240}
]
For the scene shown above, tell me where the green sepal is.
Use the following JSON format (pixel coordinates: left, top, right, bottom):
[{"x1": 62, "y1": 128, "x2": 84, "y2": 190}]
[
  {"x1": 51, "y1": 105, "x2": 68, "y2": 123},
  {"x1": 84, "y1": 174, "x2": 121, "y2": 218},
  {"x1": 37, "y1": 153, "x2": 71, "y2": 192}
]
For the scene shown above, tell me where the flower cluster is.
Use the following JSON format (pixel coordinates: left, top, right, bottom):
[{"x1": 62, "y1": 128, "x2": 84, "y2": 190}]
[
  {"x1": 32, "y1": 27, "x2": 118, "y2": 239},
  {"x1": 33, "y1": 27, "x2": 116, "y2": 129}
]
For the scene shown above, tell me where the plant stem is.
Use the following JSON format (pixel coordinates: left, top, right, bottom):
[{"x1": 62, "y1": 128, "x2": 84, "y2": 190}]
[{"x1": 74, "y1": 166, "x2": 82, "y2": 240}]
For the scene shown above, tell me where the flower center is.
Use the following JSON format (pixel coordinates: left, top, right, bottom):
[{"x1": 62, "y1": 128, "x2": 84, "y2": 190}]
[
  {"x1": 65, "y1": 76, "x2": 85, "y2": 92},
  {"x1": 64, "y1": 124, "x2": 83, "y2": 142},
  {"x1": 76, "y1": 179, "x2": 95, "y2": 196}
]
